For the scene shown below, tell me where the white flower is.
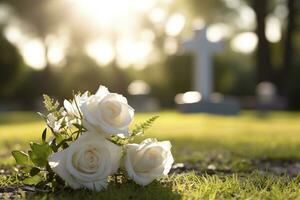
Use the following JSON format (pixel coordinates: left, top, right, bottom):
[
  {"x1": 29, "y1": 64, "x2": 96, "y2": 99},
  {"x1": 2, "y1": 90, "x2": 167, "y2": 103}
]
[
  {"x1": 81, "y1": 85, "x2": 134, "y2": 137},
  {"x1": 46, "y1": 113, "x2": 63, "y2": 133},
  {"x1": 124, "y1": 139, "x2": 174, "y2": 186},
  {"x1": 64, "y1": 92, "x2": 89, "y2": 119},
  {"x1": 64, "y1": 116, "x2": 76, "y2": 129},
  {"x1": 48, "y1": 132, "x2": 122, "y2": 191}
]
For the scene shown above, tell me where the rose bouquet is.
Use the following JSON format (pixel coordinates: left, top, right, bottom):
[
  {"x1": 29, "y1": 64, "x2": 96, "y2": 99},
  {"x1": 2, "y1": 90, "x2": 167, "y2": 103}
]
[{"x1": 12, "y1": 85, "x2": 174, "y2": 191}]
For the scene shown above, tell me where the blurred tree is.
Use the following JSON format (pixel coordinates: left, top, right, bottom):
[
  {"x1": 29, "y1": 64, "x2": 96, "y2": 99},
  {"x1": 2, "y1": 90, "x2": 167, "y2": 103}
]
[
  {"x1": 179, "y1": 0, "x2": 229, "y2": 23},
  {"x1": 0, "y1": 0, "x2": 66, "y2": 71},
  {"x1": 281, "y1": 0, "x2": 296, "y2": 93},
  {"x1": 0, "y1": 0, "x2": 69, "y2": 98},
  {"x1": 163, "y1": 54, "x2": 193, "y2": 106},
  {"x1": 61, "y1": 54, "x2": 117, "y2": 96},
  {"x1": 214, "y1": 50, "x2": 256, "y2": 96},
  {"x1": 252, "y1": 0, "x2": 273, "y2": 83},
  {"x1": 0, "y1": 30, "x2": 23, "y2": 98}
]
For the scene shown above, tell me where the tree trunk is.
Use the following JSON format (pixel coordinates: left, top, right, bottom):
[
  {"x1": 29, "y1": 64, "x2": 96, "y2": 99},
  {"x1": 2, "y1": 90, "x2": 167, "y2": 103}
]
[
  {"x1": 42, "y1": 38, "x2": 52, "y2": 94},
  {"x1": 252, "y1": 0, "x2": 273, "y2": 83},
  {"x1": 281, "y1": 0, "x2": 296, "y2": 94}
]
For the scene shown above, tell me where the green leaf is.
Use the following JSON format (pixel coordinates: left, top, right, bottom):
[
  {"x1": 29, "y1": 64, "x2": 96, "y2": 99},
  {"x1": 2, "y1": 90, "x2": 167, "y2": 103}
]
[
  {"x1": 29, "y1": 167, "x2": 41, "y2": 176},
  {"x1": 55, "y1": 134, "x2": 64, "y2": 144},
  {"x1": 56, "y1": 138, "x2": 72, "y2": 150},
  {"x1": 42, "y1": 128, "x2": 47, "y2": 142},
  {"x1": 23, "y1": 175, "x2": 43, "y2": 185},
  {"x1": 29, "y1": 142, "x2": 52, "y2": 167},
  {"x1": 73, "y1": 123, "x2": 82, "y2": 130},
  {"x1": 49, "y1": 138, "x2": 59, "y2": 152},
  {"x1": 12, "y1": 150, "x2": 31, "y2": 166}
]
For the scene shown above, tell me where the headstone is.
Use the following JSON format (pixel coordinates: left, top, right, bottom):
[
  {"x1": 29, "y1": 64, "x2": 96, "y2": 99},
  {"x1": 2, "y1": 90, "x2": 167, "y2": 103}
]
[
  {"x1": 127, "y1": 80, "x2": 160, "y2": 112},
  {"x1": 176, "y1": 27, "x2": 240, "y2": 115},
  {"x1": 256, "y1": 82, "x2": 287, "y2": 111},
  {"x1": 182, "y1": 27, "x2": 223, "y2": 100},
  {"x1": 175, "y1": 91, "x2": 240, "y2": 115}
]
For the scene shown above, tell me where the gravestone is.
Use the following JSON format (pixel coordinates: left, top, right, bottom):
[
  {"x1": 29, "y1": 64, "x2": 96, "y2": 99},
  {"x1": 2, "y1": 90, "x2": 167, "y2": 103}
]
[
  {"x1": 176, "y1": 27, "x2": 240, "y2": 115},
  {"x1": 182, "y1": 27, "x2": 223, "y2": 99},
  {"x1": 127, "y1": 80, "x2": 160, "y2": 112},
  {"x1": 256, "y1": 82, "x2": 287, "y2": 111}
]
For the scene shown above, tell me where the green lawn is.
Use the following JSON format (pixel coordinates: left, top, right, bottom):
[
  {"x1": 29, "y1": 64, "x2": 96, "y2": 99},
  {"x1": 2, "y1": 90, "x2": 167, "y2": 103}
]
[{"x1": 1, "y1": 111, "x2": 300, "y2": 199}]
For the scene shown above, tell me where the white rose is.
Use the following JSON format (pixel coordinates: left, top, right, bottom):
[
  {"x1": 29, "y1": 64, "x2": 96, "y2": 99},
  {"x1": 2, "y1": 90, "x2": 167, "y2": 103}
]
[
  {"x1": 80, "y1": 85, "x2": 134, "y2": 137},
  {"x1": 48, "y1": 132, "x2": 122, "y2": 191},
  {"x1": 125, "y1": 139, "x2": 174, "y2": 186},
  {"x1": 64, "y1": 91, "x2": 89, "y2": 119}
]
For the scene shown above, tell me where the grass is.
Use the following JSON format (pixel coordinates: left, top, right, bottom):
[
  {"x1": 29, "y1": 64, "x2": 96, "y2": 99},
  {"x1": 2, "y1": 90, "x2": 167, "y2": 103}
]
[{"x1": 1, "y1": 111, "x2": 300, "y2": 199}]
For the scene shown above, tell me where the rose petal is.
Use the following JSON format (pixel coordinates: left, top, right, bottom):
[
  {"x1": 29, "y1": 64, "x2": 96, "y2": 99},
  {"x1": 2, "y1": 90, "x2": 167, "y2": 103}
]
[
  {"x1": 105, "y1": 139, "x2": 122, "y2": 173},
  {"x1": 95, "y1": 85, "x2": 109, "y2": 99},
  {"x1": 124, "y1": 139, "x2": 174, "y2": 186},
  {"x1": 48, "y1": 149, "x2": 81, "y2": 189}
]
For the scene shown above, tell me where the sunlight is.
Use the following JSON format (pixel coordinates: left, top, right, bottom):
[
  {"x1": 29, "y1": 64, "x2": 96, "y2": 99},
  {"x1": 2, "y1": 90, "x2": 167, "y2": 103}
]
[
  {"x1": 72, "y1": 0, "x2": 156, "y2": 31},
  {"x1": 192, "y1": 18, "x2": 205, "y2": 29},
  {"x1": 116, "y1": 38, "x2": 153, "y2": 69},
  {"x1": 266, "y1": 15, "x2": 281, "y2": 43},
  {"x1": 69, "y1": 0, "x2": 163, "y2": 68},
  {"x1": 4, "y1": 0, "x2": 183, "y2": 69},
  {"x1": 175, "y1": 91, "x2": 202, "y2": 104},
  {"x1": 73, "y1": 0, "x2": 130, "y2": 30},
  {"x1": 20, "y1": 39, "x2": 46, "y2": 70},
  {"x1": 86, "y1": 39, "x2": 115, "y2": 66},
  {"x1": 0, "y1": 4, "x2": 11, "y2": 23},
  {"x1": 46, "y1": 35, "x2": 68, "y2": 66},
  {"x1": 5, "y1": 24, "x2": 46, "y2": 69},
  {"x1": 149, "y1": 7, "x2": 166, "y2": 24},
  {"x1": 128, "y1": 80, "x2": 151, "y2": 95},
  {"x1": 207, "y1": 23, "x2": 232, "y2": 42},
  {"x1": 164, "y1": 37, "x2": 178, "y2": 55},
  {"x1": 222, "y1": 0, "x2": 240, "y2": 9},
  {"x1": 235, "y1": 5, "x2": 255, "y2": 30},
  {"x1": 4, "y1": 25, "x2": 23, "y2": 45},
  {"x1": 165, "y1": 13, "x2": 186, "y2": 36},
  {"x1": 134, "y1": 0, "x2": 156, "y2": 12},
  {"x1": 5, "y1": 25, "x2": 67, "y2": 69},
  {"x1": 274, "y1": 4, "x2": 288, "y2": 19},
  {"x1": 48, "y1": 44, "x2": 65, "y2": 66},
  {"x1": 230, "y1": 32, "x2": 258, "y2": 54}
]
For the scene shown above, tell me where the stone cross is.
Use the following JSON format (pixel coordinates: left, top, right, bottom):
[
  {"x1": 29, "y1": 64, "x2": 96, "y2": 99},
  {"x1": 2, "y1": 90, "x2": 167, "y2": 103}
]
[{"x1": 182, "y1": 27, "x2": 224, "y2": 100}]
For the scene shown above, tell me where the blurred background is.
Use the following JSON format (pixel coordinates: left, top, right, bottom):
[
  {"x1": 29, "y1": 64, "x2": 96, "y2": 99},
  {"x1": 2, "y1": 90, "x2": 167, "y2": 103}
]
[{"x1": 0, "y1": 0, "x2": 299, "y2": 111}]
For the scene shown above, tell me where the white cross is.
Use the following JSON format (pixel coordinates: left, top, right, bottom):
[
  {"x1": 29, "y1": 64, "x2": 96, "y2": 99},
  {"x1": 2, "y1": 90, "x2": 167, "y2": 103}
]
[{"x1": 182, "y1": 27, "x2": 224, "y2": 100}]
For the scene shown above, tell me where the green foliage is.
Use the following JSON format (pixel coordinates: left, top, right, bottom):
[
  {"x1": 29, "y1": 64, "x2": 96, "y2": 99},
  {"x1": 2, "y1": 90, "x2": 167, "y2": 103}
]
[
  {"x1": 12, "y1": 151, "x2": 31, "y2": 166},
  {"x1": 131, "y1": 116, "x2": 159, "y2": 137},
  {"x1": 2, "y1": 172, "x2": 300, "y2": 199},
  {"x1": 11, "y1": 139, "x2": 53, "y2": 187},
  {"x1": 43, "y1": 94, "x2": 59, "y2": 113},
  {"x1": 28, "y1": 142, "x2": 52, "y2": 167},
  {"x1": 29, "y1": 167, "x2": 41, "y2": 176},
  {"x1": 4, "y1": 111, "x2": 300, "y2": 198},
  {"x1": 23, "y1": 175, "x2": 43, "y2": 185},
  {"x1": 110, "y1": 116, "x2": 160, "y2": 146},
  {"x1": 0, "y1": 32, "x2": 23, "y2": 97},
  {"x1": 41, "y1": 128, "x2": 47, "y2": 142}
]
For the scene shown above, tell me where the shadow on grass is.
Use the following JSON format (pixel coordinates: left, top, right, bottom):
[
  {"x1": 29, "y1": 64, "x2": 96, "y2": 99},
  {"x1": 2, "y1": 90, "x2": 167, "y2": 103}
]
[{"x1": 25, "y1": 181, "x2": 181, "y2": 200}]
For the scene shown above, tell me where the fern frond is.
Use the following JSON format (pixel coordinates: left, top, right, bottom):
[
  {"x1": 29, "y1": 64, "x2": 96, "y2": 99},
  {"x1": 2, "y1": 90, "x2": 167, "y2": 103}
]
[
  {"x1": 131, "y1": 116, "x2": 159, "y2": 137},
  {"x1": 43, "y1": 94, "x2": 59, "y2": 112}
]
